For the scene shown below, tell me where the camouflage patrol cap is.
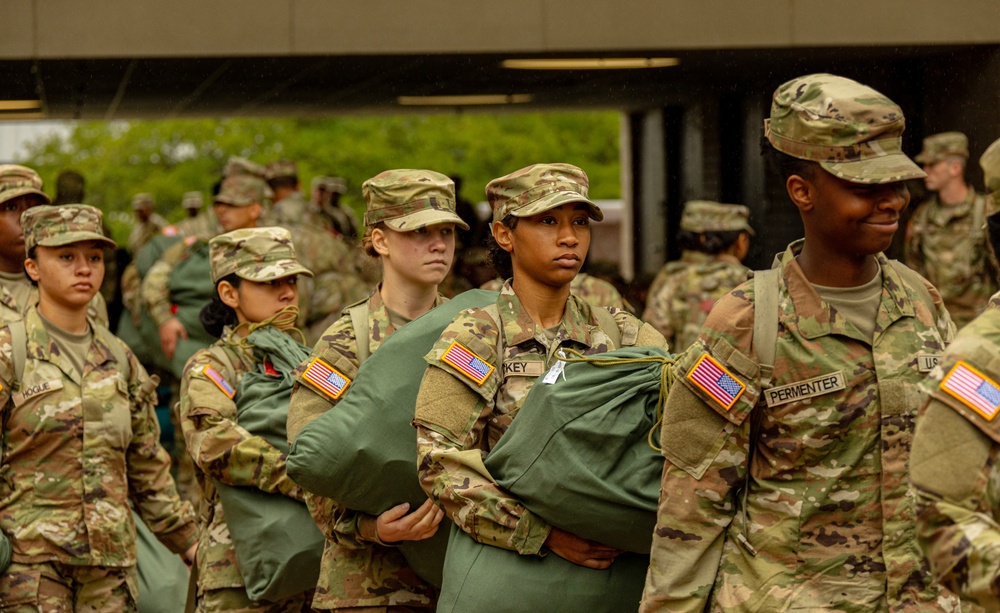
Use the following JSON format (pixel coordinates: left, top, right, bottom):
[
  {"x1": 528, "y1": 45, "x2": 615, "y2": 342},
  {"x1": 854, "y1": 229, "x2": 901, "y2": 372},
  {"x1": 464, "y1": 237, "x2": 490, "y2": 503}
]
[
  {"x1": 915, "y1": 131, "x2": 969, "y2": 164},
  {"x1": 680, "y1": 200, "x2": 754, "y2": 235},
  {"x1": 223, "y1": 156, "x2": 267, "y2": 180},
  {"x1": 265, "y1": 159, "x2": 298, "y2": 181},
  {"x1": 764, "y1": 73, "x2": 925, "y2": 184},
  {"x1": 131, "y1": 193, "x2": 155, "y2": 210},
  {"x1": 209, "y1": 226, "x2": 314, "y2": 283},
  {"x1": 325, "y1": 177, "x2": 347, "y2": 194},
  {"x1": 182, "y1": 191, "x2": 203, "y2": 210},
  {"x1": 0, "y1": 165, "x2": 50, "y2": 206},
  {"x1": 22, "y1": 204, "x2": 116, "y2": 252},
  {"x1": 486, "y1": 163, "x2": 603, "y2": 222},
  {"x1": 362, "y1": 169, "x2": 469, "y2": 231},
  {"x1": 214, "y1": 175, "x2": 270, "y2": 207},
  {"x1": 981, "y1": 137, "x2": 1000, "y2": 194}
]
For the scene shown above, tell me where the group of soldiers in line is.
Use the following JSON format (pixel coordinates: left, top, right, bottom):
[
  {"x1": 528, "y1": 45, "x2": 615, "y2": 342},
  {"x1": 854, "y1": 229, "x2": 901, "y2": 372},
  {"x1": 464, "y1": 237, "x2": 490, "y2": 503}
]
[{"x1": 2, "y1": 70, "x2": 1000, "y2": 612}]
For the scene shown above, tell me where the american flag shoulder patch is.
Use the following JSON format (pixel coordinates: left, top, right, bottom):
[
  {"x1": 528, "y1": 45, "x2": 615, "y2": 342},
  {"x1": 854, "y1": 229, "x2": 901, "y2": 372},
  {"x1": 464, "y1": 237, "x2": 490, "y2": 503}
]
[
  {"x1": 302, "y1": 357, "x2": 351, "y2": 401},
  {"x1": 441, "y1": 341, "x2": 494, "y2": 386},
  {"x1": 940, "y1": 360, "x2": 1000, "y2": 421},
  {"x1": 203, "y1": 365, "x2": 235, "y2": 399},
  {"x1": 686, "y1": 353, "x2": 746, "y2": 411}
]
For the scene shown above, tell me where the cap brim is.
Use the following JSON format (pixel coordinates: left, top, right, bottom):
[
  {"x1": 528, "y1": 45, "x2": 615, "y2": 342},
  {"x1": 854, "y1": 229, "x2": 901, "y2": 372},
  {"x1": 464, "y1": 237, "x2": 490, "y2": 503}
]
[
  {"x1": 213, "y1": 196, "x2": 254, "y2": 207},
  {"x1": 39, "y1": 231, "x2": 117, "y2": 250},
  {"x1": 508, "y1": 191, "x2": 604, "y2": 222},
  {"x1": 234, "y1": 260, "x2": 314, "y2": 282},
  {"x1": 0, "y1": 188, "x2": 51, "y2": 206},
  {"x1": 383, "y1": 209, "x2": 471, "y2": 232},
  {"x1": 819, "y1": 153, "x2": 927, "y2": 185}
]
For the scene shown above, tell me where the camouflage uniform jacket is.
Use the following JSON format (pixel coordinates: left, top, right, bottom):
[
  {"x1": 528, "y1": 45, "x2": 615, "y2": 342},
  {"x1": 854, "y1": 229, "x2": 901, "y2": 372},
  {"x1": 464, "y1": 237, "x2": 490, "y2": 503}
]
[
  {"x1": 646, "y1": 250, "x2": 714, "y2": 300},
  {"x1": 161, "y1": 210, "x2": 219, "y2": 242},
  {"x1": 127, "y1": 213, "x2": 168, "y2": 254},
  {"x1": 910, "y1": 294, "x2": 1000, "y2": 610},
  {"x1": 905, "y1": 190, "x2": 996, "y2": 328},
  {"x1": 289, "y1": 288, "x2": 442, "y2": 609},
  {"x1": 641, "y1": 241, "x2": 959, "y2": 612},
  {"x1": 179, "y1": 327, "x2": 305, "y2": 591},
  {"x1": 413, "y1": 282, "x2": 667, "y2": 555},
  {"x1": 0, "y1": 274, "x2": 109, "y2": 327},
  {"x1": 642, "y1": 254, "x2": 749, "y2": 352},
  {"x1": 0, "y1": 307, "x2": 196, "y2": 566}
]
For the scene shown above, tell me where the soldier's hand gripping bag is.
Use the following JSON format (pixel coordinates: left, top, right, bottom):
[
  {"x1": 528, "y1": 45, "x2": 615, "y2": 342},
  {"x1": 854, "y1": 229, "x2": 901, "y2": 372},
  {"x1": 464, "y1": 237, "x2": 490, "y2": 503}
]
[
  {"x1": 438, "y1": 524, "x2": 648, "y2": 613},
  {"x1": 286, "y1": 289, "x2": 499, "y2": 587},
  {"x1": 134, "y1": 509, "x2": 189, "y2": 613},
  {"x1": 214, "y1": 327, "x2": 325, "y2": 602},
  {"x1": 484, "y1": 346, "x2": 672, "y2": 553}
]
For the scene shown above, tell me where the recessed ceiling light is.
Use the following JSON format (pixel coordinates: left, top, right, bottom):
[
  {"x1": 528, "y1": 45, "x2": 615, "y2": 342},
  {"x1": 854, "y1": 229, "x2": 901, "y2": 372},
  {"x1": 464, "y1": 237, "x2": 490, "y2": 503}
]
[
  {"x1": 0, "y1": 100, "x2": 42, "y2": 111},
  {"x1": 502, "y1": 58, "x2": 680, "y2": 70},
  {"x1": 397, "y1": 94, "x2": 533, "y2": 106}
]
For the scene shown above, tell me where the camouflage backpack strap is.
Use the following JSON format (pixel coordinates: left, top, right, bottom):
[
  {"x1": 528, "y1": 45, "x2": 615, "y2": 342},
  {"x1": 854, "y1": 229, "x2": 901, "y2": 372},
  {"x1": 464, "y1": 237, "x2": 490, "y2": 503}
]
[
  {"x1": 752, "y1": 267, "x2": 781, "y2": 389},
  {"x1": 348, "y1": 302, "x2": 371, "y2": 365},
  {"x1": 94, "y1": 327, "x2": 132, "y2": 381},
  {"x1": 592, "y1": 305, "x2": 623, "y2": 350},
  {"x1": 8, "y1": 321, "x2": 26, "y2": 391},
  {"x1": 887, "y1": 260, "x2": 937, "y2": 311},
  {"x1": 972, "y1": 192, "x2": 988, "y2": 239}
]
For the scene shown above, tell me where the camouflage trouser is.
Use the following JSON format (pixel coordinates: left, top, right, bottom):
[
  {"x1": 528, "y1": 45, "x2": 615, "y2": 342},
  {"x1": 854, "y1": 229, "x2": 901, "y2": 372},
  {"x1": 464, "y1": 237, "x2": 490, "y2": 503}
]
[
  {"x1": 196, "y1": 587, "x2": 317, "y2": 613},
  {"x1": 0, "y1": 561, "x2": 137, "y2": 612}
]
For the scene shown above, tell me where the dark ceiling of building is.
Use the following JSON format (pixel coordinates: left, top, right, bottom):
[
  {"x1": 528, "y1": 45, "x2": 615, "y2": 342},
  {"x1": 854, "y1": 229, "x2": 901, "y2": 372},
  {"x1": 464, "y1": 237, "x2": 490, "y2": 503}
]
[{"x1": 1, "y1": 45, "x2": 990, "y2": 120}]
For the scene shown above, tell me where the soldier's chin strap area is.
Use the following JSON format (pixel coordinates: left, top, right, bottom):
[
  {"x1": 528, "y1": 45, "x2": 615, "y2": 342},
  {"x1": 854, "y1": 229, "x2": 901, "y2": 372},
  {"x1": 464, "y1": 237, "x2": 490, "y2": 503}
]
[{"x1": 233, "y1": 304, "x2": 305, "y2": 346}]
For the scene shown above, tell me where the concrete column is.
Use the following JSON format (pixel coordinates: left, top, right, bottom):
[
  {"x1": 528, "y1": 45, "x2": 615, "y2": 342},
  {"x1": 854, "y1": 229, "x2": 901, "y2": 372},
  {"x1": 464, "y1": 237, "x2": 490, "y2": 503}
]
[{"x1": 626, "y1": 109, "x2": 668, "y2": 277}]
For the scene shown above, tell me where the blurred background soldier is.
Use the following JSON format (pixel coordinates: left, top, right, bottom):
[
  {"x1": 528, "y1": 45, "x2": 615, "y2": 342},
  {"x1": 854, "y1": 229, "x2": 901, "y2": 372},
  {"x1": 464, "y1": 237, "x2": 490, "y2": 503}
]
[
  {"x1": 642, "y1": 200, "x2": 752, "y2": 351},
  {"x1": 910, "y1": 136, "x2": 1000, "y2": 610},
  {"x1": 906, "y1": 131, "x2": 997, "y2": 328},
  {"x1": 128, "y1": 192, "x2": 167, "y2": 255},
  {"x1": 314, "y1": 176, "x2": 361, "y2": 242},
  {"x1": 266, "y1": 159, "x2": 312, "y2": 226},
  {"x1": 182, "y1": 190, "x2": 203, "y2": 218},
  {"x1": 51, "y1": 169, "x2": 86, "y2": 206}
]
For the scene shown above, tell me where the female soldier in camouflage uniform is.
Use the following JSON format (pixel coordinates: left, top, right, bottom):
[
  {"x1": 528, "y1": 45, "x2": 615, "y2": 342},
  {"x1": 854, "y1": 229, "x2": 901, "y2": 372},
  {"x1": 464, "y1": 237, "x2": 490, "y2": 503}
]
[
  {"x1": 0, "y1": 205, "x2": 197, "y2": 611},
  {"x1": 287, "y1": 169, "x2": 466, "y2": 612},
  {"x1": 179, "y1": 226, "x2": 317, "y2": 612},
  {"x1": 642, "y1": 200, "x2": 752, "y2": 351},
  {"x1": 412, "y1": 163, "x2": 665, "y2": 569}
]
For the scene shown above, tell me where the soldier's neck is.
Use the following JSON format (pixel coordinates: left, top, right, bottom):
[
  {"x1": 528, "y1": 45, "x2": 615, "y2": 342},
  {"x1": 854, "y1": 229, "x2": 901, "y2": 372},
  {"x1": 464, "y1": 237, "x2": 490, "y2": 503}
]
[
  {"x1": 509, "y1": 277, "x2": 569, "y2": 329},
  {"x1": 378, "y1": 271, "x2": 438, "y2": 321},
  {"x1": 36, "y1": 296, "x2": 89, "y2": 334},
  {"x1": 938, "y1": 181, "x2": 970, "y2": 207}
]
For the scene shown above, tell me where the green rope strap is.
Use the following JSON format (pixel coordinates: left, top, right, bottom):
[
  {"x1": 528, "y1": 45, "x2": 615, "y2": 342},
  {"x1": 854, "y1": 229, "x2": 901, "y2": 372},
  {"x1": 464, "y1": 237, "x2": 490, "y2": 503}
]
[{"x1": 556, "y1": 349, "x2": 677, "y2": 453}]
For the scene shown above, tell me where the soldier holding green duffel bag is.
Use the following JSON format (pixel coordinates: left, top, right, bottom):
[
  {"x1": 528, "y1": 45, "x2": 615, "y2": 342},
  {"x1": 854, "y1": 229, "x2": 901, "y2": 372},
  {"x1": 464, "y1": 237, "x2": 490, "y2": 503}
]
[
  {"x1": 413, "y1": 163, "x2": 667, "y2": 611},
  {"x1": 178, "y1": 226, "x2": 320, "y2": 612}
]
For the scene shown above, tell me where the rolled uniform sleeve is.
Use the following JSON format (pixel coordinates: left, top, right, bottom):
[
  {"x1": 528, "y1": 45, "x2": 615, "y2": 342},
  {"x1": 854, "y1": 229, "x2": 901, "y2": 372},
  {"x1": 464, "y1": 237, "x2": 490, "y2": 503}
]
[
  {"x1": 141, "y1": 242, "x2": 184, "y2": 326},
  {"x1": 413, "y1": 321, "x2": 551, "y2": 556},
  {"x1": 179, "y1": 351, "x2": 301, "y2": 499},
  {"x1": 124, "y1": 348, "x2": 197, "y2": 554}
]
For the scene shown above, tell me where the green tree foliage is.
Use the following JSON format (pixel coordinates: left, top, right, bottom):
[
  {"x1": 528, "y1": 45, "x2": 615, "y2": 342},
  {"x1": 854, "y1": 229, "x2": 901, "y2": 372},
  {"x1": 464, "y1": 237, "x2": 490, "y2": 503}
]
[{"x1": 21, "y1": 113, "x2": 621, "y2": 243}]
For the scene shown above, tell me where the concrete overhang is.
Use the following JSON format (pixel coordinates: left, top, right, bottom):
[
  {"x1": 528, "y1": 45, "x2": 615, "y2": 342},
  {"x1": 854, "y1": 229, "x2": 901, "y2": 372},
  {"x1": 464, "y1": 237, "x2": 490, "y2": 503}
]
[{"x1": 0, "y1": 0, "x2": 998, "y2": 119}]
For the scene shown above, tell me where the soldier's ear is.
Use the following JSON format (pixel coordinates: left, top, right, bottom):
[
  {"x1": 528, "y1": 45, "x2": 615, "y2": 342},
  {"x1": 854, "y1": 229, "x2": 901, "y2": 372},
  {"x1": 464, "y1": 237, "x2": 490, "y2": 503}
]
[
  {"x1": 218, "y1": 280, "x2": 240, "y2": 309},
  {"x1": 786, "y1": 174, "x2": 815, "y2": 214},
  {"x1": 371, "y1": 227, "x2": 390, "y2": 257},
  {"x1": 24, "y1": 257, "x2": 40, "y2": 282},
  {"x1": 492, "y1": 220, "x2": 514, "y2": 254}
]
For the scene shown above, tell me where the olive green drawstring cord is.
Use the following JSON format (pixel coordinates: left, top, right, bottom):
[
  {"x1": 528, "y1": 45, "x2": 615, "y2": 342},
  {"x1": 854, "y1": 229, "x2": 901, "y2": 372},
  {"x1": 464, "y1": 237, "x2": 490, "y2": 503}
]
[
  {"x1": 231, "y1": 305, "x2": 306, "y2": 352},
  {"x1": 555, "y1": 349, "x2": 676, "y2": 453}
]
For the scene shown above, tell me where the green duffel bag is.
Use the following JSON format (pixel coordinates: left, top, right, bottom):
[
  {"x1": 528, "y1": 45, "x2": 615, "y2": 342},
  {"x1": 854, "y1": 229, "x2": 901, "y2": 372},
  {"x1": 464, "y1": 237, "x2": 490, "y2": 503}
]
[
  {"x1": 485, "y1": 346, "x2": 673, "y2": 553},
  {"x1": 168, "y1": 242, "x2": 217, "y2": 378},
  {"x1": 286, "y1": 289, "x2": 498, "y2": 588},
  {"x1": 215, "y1": 327, "x2": 324, "y2": 603},
  {"x1": 134, "y1": 509, "x2": 189, "y2": 613},
  {"x1": 438, "y1": 524, "x2": 648, "y2": 613}
]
